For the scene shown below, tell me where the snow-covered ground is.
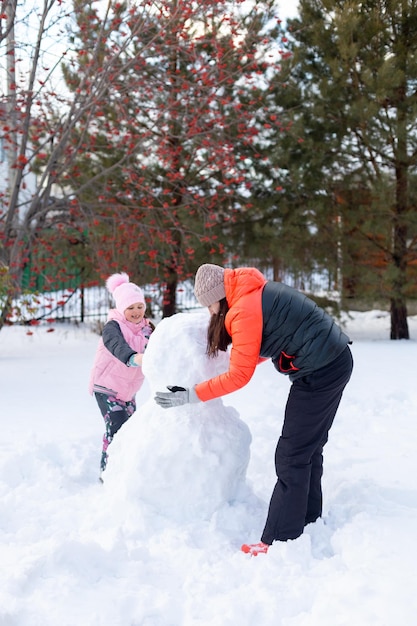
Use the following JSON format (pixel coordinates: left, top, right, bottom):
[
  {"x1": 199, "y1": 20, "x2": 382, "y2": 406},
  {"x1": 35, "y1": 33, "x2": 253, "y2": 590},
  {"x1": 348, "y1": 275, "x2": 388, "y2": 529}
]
[{"x1": 1, "y1": 309, "x2": 417, "y2": 626}]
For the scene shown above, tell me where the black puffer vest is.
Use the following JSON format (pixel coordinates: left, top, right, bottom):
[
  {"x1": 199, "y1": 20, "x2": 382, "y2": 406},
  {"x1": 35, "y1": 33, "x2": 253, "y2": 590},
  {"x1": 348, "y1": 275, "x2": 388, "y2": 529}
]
[{"x1": 260, "y1": 281, "x2": 350, "y2": 380}]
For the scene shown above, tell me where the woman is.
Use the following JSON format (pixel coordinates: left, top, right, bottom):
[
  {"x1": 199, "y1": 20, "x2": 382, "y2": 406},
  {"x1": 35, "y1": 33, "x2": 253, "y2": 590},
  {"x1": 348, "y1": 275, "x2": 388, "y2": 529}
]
[{"x1": 155, "y1": 264, "x2": 353, "y2": 555}]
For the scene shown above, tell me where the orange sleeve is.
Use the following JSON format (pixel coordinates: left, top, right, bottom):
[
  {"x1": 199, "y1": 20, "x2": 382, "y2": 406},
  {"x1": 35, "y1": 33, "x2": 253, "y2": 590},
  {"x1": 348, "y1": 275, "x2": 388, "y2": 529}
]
[{"x1": 194, "y1": 301, "x2": 263, "y2": 402}]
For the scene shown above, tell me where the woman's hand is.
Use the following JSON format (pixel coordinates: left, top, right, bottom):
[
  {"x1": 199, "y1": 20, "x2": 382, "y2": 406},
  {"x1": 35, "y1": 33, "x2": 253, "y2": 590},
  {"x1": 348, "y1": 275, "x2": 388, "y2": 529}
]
[{"x1": 154, "y1": 386, "x2": 200, "y2": 408}]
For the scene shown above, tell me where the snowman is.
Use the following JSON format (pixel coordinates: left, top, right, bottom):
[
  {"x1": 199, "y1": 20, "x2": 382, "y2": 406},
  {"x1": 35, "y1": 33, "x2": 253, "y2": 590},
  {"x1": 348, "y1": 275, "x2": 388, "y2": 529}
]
[{"x1": 102, "y1": 310, "x2": 252, "y2": 523}]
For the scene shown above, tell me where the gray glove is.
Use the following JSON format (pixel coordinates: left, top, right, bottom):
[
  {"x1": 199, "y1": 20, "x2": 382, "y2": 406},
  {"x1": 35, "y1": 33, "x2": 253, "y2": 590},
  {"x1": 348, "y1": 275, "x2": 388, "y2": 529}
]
[{"x1": 154, "y1": 385, "x2": 199, "y2": 409}]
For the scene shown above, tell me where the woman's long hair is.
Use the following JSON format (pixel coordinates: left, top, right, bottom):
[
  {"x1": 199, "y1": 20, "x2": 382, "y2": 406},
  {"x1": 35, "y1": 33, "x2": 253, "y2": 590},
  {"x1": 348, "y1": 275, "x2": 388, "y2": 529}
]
[{"x1": 206, "y1": 298, "x2": 231, "y2": 357}]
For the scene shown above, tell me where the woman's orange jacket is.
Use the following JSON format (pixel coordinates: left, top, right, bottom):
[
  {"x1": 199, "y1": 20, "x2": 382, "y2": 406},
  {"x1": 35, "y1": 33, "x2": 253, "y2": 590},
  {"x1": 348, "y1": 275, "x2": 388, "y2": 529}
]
[{"x1": 194, "y1": 267, "x2": 267, "y2": 402}]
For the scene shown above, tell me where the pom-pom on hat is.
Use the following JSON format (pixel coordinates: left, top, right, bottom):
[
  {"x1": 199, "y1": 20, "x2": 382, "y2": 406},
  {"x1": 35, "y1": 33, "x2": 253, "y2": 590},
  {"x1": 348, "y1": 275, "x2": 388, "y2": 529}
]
[
  {"x1": 106, "y1": 272, "x2": 145, "y2": 314},
  {"x1": 194, "y1": 263, "x2": 226, "y2": 307}
]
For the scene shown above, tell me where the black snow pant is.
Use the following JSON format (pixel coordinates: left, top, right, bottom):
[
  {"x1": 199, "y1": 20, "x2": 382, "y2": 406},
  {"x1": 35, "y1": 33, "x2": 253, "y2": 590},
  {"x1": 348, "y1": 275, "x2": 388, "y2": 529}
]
[{"x1": 261, "y1": 345, "x2": 353, "y2": 544}]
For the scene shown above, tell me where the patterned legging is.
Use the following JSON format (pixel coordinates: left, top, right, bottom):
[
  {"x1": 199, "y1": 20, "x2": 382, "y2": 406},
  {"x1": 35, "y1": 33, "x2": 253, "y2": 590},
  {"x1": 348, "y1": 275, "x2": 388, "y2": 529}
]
[{"x1": 94, "y1": 392, "x2": 136, "y2": 472}]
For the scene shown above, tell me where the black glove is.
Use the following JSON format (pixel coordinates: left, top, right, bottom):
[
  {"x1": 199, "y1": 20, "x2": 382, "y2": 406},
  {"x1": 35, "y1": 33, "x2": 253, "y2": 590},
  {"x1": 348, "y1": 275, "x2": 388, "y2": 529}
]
[{"x1": 154, "y1": 385, "x2": 199, "y2": 409}]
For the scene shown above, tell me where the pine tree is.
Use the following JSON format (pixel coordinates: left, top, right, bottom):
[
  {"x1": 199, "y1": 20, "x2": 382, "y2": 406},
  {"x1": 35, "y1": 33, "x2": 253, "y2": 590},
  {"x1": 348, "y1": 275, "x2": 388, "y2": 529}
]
[
  {"x1": 275, "y1": 0, "x2": 417, "y2": 338},
  {"x1": 227, "y1": 11, "x2": 345, "y2": 294}
]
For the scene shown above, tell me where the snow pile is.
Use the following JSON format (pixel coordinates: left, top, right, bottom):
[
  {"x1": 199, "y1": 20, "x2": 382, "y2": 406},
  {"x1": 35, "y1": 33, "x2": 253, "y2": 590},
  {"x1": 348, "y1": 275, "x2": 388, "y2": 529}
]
[
  {"x1": 103, "y1": 311, "x2": 252, "y2": 522},
  {"x1": 1, "y1": 309, "x2": 417, "y2": 625}
]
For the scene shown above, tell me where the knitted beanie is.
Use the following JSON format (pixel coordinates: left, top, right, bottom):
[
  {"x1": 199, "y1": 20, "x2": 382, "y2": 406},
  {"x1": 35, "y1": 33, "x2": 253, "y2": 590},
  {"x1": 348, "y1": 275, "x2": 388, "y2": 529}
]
[
  {"x1": 106, "y1": 272, "x2": 145, "y2": 314},
  {"x1": 194, "y1": 263, "x2": 226, "y2": 307}
]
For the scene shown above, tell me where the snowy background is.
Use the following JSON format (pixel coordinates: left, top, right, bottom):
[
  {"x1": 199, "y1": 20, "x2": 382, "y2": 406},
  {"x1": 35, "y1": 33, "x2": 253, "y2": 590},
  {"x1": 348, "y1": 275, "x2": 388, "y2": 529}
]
[{"x1": 1, "y1": 308, "x2": 417, "y2": 626}]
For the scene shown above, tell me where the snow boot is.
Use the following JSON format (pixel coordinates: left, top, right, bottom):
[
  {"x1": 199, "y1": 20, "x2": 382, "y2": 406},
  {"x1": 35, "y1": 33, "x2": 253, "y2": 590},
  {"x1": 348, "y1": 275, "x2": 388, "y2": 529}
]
[{"x1": 241, "y1": 541, "x2": 270, "y2": 556}]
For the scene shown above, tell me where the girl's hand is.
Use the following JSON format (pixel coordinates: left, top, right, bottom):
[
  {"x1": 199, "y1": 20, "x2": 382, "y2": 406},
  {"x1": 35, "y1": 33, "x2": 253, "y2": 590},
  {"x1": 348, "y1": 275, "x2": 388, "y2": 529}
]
[
  {"x1": 133, "y1": 353, "x2": 143, "y2": 366},
  {"x1": 128, "y1": 353, "x2": 143, "y2": 367}
]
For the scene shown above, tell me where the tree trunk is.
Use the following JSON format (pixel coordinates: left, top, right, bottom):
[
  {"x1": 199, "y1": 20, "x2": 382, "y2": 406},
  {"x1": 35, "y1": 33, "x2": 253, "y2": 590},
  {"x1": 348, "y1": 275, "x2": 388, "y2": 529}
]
[
  {"x1": 162, "y1": 276, "x2": 177, "y2": 318},
  {"x1": 0, "y1": 294, "x2": 12, "y2": 332},
  {"x1": 391, "y1": 69, "x2": 409, "y2": 340},
  {"x1": 390, "y1": 297, "x2": 409, "y2": 339},
  {"x1": 272, "y1": 256, "x2": 281, "y2": 282}
]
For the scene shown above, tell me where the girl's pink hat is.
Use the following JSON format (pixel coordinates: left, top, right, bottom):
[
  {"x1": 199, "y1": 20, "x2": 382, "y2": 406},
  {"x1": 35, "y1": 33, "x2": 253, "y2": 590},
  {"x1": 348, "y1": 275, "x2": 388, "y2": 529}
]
[{"x1": 106, "y1": 272, "x2": 145, "y2": 314}]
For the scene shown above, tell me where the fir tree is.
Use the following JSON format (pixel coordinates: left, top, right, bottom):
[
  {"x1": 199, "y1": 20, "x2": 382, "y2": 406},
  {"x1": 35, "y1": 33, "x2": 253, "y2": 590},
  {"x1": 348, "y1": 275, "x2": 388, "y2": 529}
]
[{"x1": 277, "y1": 0, "x2": 417, "y2": 338}]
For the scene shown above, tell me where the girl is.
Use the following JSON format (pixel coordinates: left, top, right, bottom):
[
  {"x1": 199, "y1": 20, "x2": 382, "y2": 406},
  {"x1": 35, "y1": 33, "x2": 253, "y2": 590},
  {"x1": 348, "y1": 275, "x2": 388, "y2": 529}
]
[
  {"x1": 155, "y1": 264, "x2": 353, "y2": 555},
  {"x1": 89, "y1": 272, "x2": 154, "y2": 480}
]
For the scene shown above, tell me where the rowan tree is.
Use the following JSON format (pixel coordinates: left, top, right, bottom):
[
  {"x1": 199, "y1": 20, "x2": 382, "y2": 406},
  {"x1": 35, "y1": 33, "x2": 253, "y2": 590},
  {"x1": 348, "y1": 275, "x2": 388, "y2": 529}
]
[
  {"x1": 57, "y1": 0, "x2": 283, "y2": 316},
  {"x1": 0, "y1": 0, "x2": 164, "y2": 325},
  {"x1": 0, "y1": 0, "x2": 286, "y2": 324}
]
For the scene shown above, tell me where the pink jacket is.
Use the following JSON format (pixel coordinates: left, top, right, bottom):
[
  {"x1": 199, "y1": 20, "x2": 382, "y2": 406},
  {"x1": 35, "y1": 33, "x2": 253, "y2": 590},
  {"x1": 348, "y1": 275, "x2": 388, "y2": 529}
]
[{"x1": 89, "y1": 310, "x2": 153, "y2": 402}]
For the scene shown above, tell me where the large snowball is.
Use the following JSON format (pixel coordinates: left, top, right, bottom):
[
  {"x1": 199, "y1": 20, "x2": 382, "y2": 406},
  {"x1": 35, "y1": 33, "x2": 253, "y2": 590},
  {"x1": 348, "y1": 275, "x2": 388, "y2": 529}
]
[{"x1": 103, "y1": 311, "x2": 252, "y2": 522}]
